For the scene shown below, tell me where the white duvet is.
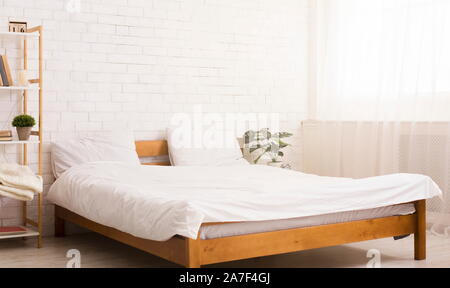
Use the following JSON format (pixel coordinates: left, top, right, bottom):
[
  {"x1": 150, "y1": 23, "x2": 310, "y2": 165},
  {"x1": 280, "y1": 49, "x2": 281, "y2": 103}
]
[{"x1": 47, "y1": 162, "x2": 442, "y2": 241}]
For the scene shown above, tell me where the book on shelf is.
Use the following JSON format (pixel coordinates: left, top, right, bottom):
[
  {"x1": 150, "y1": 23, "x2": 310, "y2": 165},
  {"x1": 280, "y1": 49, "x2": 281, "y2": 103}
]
[
  {"x1": 0, "y1": 130, "x2": 12, "y2": 141},
  {"x1": 0, "y1": 55, "x2": 8, "y2": 86},
  {"x1": 0, "y1": 226, "x2": 27, "y2": 236},
  {"x1": 0, "y1": 55, "x2": 13, "y2": 86},
  {"x1": 0, "y1": 130, "x2": 12, "y2": 137}
]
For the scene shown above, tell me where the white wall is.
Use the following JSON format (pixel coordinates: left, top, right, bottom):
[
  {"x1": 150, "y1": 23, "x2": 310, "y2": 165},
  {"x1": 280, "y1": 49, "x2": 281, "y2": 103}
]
[{"x1": 0, "y1": 0, "x2": 311, "y2": 234}]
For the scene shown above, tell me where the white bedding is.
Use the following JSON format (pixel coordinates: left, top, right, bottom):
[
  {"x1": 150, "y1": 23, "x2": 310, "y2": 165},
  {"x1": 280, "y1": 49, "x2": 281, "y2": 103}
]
[{"x1": 47, "y1": 162, "x2": 442, "y2": 241}]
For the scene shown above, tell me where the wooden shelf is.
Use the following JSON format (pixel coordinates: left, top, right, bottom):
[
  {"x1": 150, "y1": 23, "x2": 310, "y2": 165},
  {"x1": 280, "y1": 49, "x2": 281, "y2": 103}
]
[
  {"x1": 0, "y1": 86, "x2": 39, "y2": 91},
  {"x1": 0, "y1": 226, "x2": 39, "y2": 240},
  {"x1": 0, "y1": 140, "x2": 40, "y2": 145},
  {"x1": 0, "y1": 25, "x2": 43, "y2": 248},
  {"x1": 0, "y1": 31, "x2": 39, "y2": 38}
]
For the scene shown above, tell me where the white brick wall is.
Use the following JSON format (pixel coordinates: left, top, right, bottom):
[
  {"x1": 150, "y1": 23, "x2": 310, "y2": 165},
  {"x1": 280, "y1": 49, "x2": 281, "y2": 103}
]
[{"x1": 0, "y1": 0, "x2": 311, "y2": 235}]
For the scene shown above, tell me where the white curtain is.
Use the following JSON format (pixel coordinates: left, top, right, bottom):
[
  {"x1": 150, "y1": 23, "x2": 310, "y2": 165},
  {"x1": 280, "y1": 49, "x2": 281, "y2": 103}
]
[{"x1": 305, "y1": 0, "x2": 450, "y2": 236}]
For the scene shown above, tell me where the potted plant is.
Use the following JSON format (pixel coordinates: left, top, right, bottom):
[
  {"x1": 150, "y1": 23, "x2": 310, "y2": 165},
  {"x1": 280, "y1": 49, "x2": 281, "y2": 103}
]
[
  {"x1": 243, "y1": 128, "x2": 293, "y2": 167},
  {"x1": 12, "y1": 114, "x2": 36, "y2": 141}
]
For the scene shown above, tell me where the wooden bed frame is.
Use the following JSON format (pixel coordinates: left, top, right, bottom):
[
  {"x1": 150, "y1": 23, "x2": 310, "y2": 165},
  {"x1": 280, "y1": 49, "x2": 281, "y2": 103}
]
[{"x1": 54, "y1": 140, "x2": 427, "y2": 268}]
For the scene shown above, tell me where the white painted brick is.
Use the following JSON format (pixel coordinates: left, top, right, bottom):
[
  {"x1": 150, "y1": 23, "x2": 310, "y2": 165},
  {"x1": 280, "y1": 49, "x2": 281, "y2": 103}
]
[
  {"x1": 98, "y1": 15, "x2": 127, "y2": 25},
  {"x1": 72, "y1": 13, "x2": 99, "y2": 23},
  {"x1": 95, "y1": 102, "x2": 122, "y2": 112},
  {"x1": 63, "y1": 42, "x2": 90, "y2": 52},
  {"x1": 139, "y1": 74, "x2": 162, "y2": 83},
  {"x1": 46, "y1": 60, "x2": 72, "y2": 71},
  {"x1": 75, "y1": 121, "x2": 102, "y2": 131},
  {"x1": 115, "y1": 45, "x2": 142, "y2": 55},
  {"x1": 116, "y1": 25, "x2": 129, "y2": 35},
  {"x1": 71, "y1": 102, "x2": 96, "y2": 112},
  {"x1": 127, "y1": 64, "x2": 153, "y2": 74},
  {"x1": 89, "y1": 4, "x2": 117, "y2": 15},
  {"x1": 117, "y1": 6, "x2": 144, "y2": 17},
  {"x1": 23, "y1": 8, "x2": 53, "y2": 19},
  {"x1": 143, "y1": 46, "x2": 167, "y2": 56},
  {"x1": 89, "y1": 112, "x2": 115, "y2": 121},
  {"x1": 61, "y1": 112, "x2": 89, "y2": 122},
  {"x1": 88, "y1": 72, "x2": 112, "y2": 82},
  {"x1": 85, "y1": 92, "x2": 111, "y2": 102},
  {"x1": 111, "y1": 73, "x2": 138, "y2": 83},
  {"x1": 88, "y1": 23, "x2": 116, "y2": 34}
]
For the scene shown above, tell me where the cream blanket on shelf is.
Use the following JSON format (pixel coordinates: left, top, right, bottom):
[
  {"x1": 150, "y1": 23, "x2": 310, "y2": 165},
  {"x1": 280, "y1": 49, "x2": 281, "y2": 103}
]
[{"x1": 0, "y1": 163, "x2": 43, "y2": 201}]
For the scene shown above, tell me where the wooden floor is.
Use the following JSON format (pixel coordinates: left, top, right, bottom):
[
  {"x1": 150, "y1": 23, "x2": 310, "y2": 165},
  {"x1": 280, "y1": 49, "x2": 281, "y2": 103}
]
[{"x1": 0, "y1": 232, "x2": 449, "y2": 268}]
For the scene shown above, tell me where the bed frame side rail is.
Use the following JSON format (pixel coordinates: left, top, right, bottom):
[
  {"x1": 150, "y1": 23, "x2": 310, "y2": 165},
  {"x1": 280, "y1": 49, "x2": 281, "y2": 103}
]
[{"x1": 197, "y1": 213, "x2": 418, "y2": 266}]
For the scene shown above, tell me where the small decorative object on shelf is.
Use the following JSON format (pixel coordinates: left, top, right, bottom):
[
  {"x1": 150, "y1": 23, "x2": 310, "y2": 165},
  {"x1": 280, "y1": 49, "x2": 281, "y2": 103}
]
[
  {"x1": 8, "y1": 21, "x2": 27, "y2": 33},
  {"x1": 243, "y1": 128, "x2": 293, "y2": 167},
  {"x1": 0, "y1": 54, "x2": 13, "y2": 86},
  {"x1": 17, "y1": 70, "x2": 29, "y2": 87},
  {"x1": 12, "y1": 114, "x2": 36, "y2": 141}
]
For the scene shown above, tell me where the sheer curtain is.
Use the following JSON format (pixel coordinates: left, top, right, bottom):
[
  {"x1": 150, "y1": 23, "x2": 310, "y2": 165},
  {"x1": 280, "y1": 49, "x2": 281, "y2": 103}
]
[{"x1": 305, "y1": 0, "x2": 450, "y2": 235}]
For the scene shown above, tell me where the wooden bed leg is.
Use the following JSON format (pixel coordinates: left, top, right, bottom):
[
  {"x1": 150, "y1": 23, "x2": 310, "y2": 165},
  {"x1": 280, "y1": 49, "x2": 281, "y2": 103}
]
[
  {"x1": 55, "y1": 215, "x2": 65, "y2": 238},
  {"x1": 185, "y1": 238, "x2": 201, "y2": 268},
  {"x1": 414, "y1": 200, "x2": 426, "y2": 260}
]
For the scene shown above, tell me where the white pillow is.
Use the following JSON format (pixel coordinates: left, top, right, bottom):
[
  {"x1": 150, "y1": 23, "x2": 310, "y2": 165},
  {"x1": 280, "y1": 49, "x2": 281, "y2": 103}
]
[
  {"x1": 167, "y1": 127, "x2": 248, "y2": 166},
  {"x1": 51, "y1": 131, "x2": 140, "y2": 178}
]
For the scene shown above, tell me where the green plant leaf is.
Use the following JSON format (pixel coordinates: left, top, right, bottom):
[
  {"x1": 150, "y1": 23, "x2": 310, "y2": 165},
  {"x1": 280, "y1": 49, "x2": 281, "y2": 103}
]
[
  {"x1": 244, "y1": 130, "x2": 257, "y2": 144},
  {"x1": 270, "y1": 143, "x2": 280, "y2": 153},
  {"x1": 249, "y1": 143, "x2": 263, "y2": 148},
  {"x1": 256, "y1": 128, "x2": 271, "y2": 141},
  {"x1": 277, "y1": 140, "x2": 289, "y2": 149},
  {"x1": 249, "y1": 147, "x2": 261, "y2": 153},
  {"x1": 274, "y1": 132, "x2": 293, "y2": 138},
  {"x1": 244, "y1": 130, "x2": 291, "y2": 161},
  {"x1": 253, "y1": 146, "x2": 271, "y2": 164},
  {"x1": 12, "y1": 114, "x2": 36, "y2": 128}
]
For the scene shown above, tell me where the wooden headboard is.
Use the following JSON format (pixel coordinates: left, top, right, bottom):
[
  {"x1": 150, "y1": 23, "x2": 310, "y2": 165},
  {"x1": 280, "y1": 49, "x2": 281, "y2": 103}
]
[{"x1": 135, "y1": 140, "x2": 171, "y2": 166}]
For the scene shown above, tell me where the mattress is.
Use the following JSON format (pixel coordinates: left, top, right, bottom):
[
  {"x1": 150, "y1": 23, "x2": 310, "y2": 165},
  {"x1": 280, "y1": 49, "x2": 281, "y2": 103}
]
[{"x1": 199, "y1": 203, "x2": 416, "y2": 240}]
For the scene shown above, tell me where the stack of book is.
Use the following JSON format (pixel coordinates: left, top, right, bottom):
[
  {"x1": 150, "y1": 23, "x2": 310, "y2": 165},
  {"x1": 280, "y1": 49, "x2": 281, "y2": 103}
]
[
  {"x1": 0, "y1": 130, "x2": 12, "y2": 141},
  {"x1": 0, "y1": 226, "x2": 27, "y2": 236},
  {"x1": 0, "y1": 55, "x2": 13, "y2": 86}
]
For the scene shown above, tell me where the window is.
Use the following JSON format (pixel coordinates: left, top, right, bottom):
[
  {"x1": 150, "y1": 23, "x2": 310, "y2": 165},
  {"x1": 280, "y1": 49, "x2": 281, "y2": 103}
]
[{"x1": 315, "y1": 0, "x2": 450, "y2": 121}]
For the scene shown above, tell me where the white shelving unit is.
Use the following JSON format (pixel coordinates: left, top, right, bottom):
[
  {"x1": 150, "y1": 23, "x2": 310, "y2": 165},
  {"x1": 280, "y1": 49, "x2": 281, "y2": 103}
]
[{"x1": 0, "y1": 26, "x2": 43, "y2": 247}]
